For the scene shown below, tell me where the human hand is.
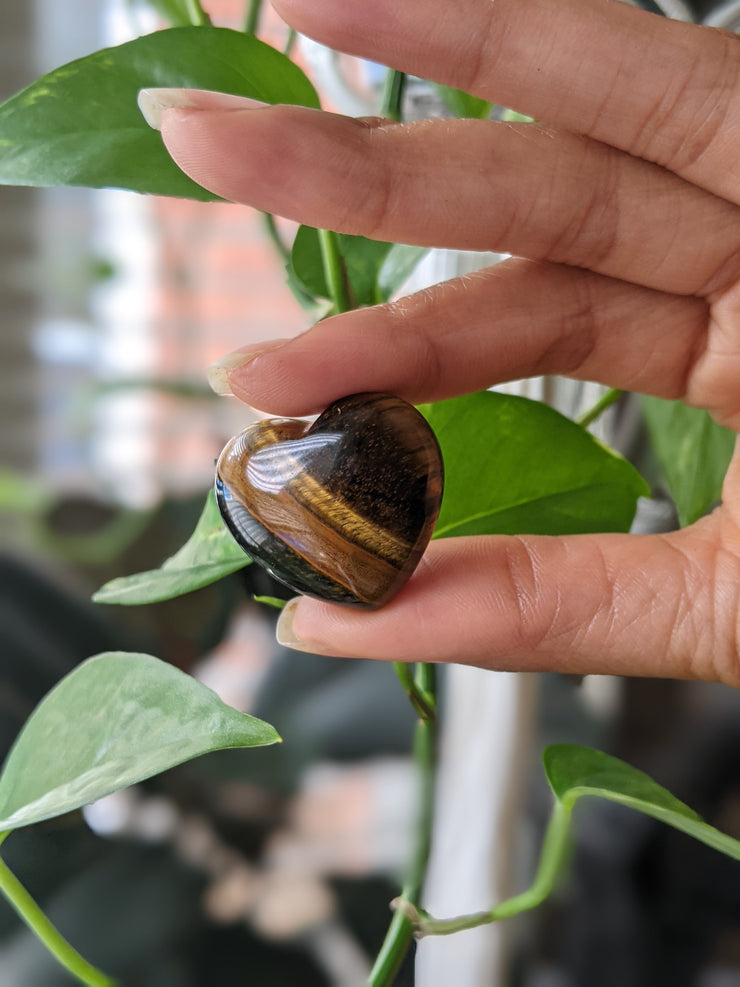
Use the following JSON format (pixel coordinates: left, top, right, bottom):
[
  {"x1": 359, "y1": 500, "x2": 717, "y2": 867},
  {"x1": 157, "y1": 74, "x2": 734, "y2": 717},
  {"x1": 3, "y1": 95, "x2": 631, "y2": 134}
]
[{"x1": 141, "y1": 0, "x2": 740, "y2": 684}]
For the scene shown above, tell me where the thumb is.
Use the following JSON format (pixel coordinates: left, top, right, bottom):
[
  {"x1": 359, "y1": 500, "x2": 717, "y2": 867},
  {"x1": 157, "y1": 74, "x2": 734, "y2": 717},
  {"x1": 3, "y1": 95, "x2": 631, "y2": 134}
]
[{"x1": 274, "y1": 530, "x2": 734, "y2": 684}]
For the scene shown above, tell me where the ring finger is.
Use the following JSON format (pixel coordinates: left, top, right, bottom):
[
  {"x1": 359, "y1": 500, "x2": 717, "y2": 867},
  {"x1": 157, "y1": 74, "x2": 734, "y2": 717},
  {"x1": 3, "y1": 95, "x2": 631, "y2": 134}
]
[{"x1": 214, "y1": 258, "x2": 709, "y2": 417}]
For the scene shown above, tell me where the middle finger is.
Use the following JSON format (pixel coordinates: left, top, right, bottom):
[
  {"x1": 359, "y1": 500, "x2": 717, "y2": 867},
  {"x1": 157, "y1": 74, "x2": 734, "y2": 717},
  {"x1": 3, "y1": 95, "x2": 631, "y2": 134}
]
[{"x1": 161, "y1": 104, "x2": 740, "y2": 296}]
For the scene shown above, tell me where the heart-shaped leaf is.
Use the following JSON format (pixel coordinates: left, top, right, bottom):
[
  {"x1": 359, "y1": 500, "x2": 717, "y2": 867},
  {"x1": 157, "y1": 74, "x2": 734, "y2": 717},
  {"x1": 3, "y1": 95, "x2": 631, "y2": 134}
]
[
  {"x1": 0, "y1": 27, "x2": 319, "y2": 198},
  {"x1": 0, "y1": 652, "x2": 280, "y2": 832},
  {"x1": 93, "y1": 490, "x2": 250, "y2": 605},
  {"x1": 641, "y1": 396, "x2": 734, "y2": 527},
  {"x1": 420, "y1": 391, "x2": 649, "y2": 538},
  {"x1": 544, "y1": 744, "x2": 740, "y2": 862}
]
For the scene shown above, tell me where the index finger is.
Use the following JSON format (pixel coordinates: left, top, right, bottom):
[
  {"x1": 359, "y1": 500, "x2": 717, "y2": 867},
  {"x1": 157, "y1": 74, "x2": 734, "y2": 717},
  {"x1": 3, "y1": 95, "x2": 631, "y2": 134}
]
[{"x1": 274, "y1": 0, "x2": 740, "y2": 204}]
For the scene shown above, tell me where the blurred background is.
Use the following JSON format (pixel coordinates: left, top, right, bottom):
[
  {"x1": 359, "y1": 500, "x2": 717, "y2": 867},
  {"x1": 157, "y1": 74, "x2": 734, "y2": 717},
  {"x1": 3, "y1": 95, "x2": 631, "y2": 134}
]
[{"x1": 1, "y1": 0, "x2": 740, "y2": 985}]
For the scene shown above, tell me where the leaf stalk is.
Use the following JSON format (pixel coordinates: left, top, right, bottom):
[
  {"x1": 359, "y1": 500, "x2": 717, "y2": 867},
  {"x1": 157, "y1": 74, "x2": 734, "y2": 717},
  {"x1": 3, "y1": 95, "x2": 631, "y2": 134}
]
[
  {"x1": 577, "y1": 387, "x2": 624, "y2": 429},
  {"x1": 393, "y1": 663, "x2": 436, "y2": 723},
  {"x1": 381, "y1": 70, "x2": 407, "y2": 122},
  {"x1": 368, "y1": 664, "x2": 437, "y2": 985},
  {"x1": 318, "y1": 228, "x2": 353, "y2": 314},
  {"x1": 403, "y1": 798, "x2": 573, "y2": 937},
  {"x1": 183, "y1": 0, "x2": 212, "y2": 26},
  {"x1": 243, "y1": 0, "x2": 262, "y2": 35},
  {"x1": 0, "y1": 832, "x2": 117, "y2": 987}
]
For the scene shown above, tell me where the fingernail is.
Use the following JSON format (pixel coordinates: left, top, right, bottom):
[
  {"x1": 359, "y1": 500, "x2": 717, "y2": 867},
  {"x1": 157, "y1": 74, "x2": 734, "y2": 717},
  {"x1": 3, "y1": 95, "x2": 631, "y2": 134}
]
[
  {"x1": 276, "y1": 598, "x2": 330, "y2": 654},
  {"x1": 137, "y1": 88, "x2": 271, "y2": 131},
  {"x1": 207, "y1": 339, "x2": 289, "y2": 397},
  {"x1": 207, "y1": 349, "x2": 261, "y2": 397}
]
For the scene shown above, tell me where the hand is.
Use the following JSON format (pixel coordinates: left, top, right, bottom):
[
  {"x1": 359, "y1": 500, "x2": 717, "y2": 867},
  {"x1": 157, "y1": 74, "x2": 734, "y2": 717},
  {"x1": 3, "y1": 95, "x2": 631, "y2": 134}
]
[{"x1": 146, "y1": 0, "x2": 740, "y2": 684}]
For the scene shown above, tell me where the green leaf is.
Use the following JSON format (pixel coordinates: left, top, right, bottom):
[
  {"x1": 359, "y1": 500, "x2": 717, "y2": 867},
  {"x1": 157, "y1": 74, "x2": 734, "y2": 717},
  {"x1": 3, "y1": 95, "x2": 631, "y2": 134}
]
[
  {"x1": 500, "y1": 108, "x2": 535, "y2": 123},
  {"x1": 287, "y1": 226, "x2": 328, "y2": 301},
  {"x1": 420, "y1": 391, "x2": 649, "y2": 538},
  {"x1": 289, "y1": 226, "x2": 427, "y2": 308},
  {"x1": 377, "y1": 243, "x2": 429, "y2": 299},
  {"x1": 544, "y1": 744, "x2": 740, "y2": 862},
  {"x1": 641, "y1": 396, "x2": 734, "y2": 526},
  {"x1": 433, "y1": 84, "x2": 492, "y2": 119},
  {"x1": 93, "y1": 489, "x2": 250, "y2": 605},
  {"x1": 0, "y1": 652, "x2": 280, "y2": 831},
  {"x1": 0, "y1": 27, "x2": 319, "y2": 198}
]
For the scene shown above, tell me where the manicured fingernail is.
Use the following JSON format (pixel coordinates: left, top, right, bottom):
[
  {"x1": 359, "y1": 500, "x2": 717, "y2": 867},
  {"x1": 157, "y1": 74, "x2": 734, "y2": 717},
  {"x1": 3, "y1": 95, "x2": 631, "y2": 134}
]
[
  {"x1": 207, "y1": 339, "x2": 289, "y2": 397},
  {"x1": 137, "y1": 88, "x2": 271, "y2": 131},
  {"x1": 276, "y1": 598, "x2": 330, "y2": 654}
]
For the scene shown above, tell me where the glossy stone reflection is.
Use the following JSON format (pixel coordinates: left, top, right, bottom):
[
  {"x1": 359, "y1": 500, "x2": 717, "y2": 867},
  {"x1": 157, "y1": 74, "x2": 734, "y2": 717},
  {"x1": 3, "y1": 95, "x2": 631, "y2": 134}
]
[{"x1": 215, "y1": 393, "x2": 444, "y2": 608}]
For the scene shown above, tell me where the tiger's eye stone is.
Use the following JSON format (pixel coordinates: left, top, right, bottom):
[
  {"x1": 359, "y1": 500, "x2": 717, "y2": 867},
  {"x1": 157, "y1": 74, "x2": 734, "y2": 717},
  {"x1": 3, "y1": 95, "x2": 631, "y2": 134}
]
[{"x1": 215, "y1": 393, "x2": 444, "y2": 609}]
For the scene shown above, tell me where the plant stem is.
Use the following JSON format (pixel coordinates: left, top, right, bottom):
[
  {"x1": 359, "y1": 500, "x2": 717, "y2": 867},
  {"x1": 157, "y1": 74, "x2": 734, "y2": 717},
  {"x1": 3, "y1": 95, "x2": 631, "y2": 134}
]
[
  {"x1": 415, "y1": 662, "x2": 436, "y2": 709},
  {"x1": 369, "y1": 665, "x2": 437, "y2": 985},
  {"x1": 400, "y1": 798, "x2": 573, "y2": 937},
  {"x1": 394, "y1": 663, "x2": 436, "y2": 723},
  {"x1": 577, "y1": 387, "x2": 624, "y2": 429},
  {"x1": 183, "y1": 0, "x2": 212, "y2": 26},
  {"x1": 0, "y1": 833, "x2": 116, "y2": 986},
  {"x1": 243, "y1": 0, "x2": 262, "y2": 35},
  {"x1": 318, "y1": 228, "x2": 352, "y2": 314},
  {"x1": 369, "y1": 894, "x2": 416, "y2": 985},
  {"x1": 284, "y1": 28, "x2": 297, "y2": 56},
  {"x1": 381, "y1": 70, "x2": 407, "y2": 122}
]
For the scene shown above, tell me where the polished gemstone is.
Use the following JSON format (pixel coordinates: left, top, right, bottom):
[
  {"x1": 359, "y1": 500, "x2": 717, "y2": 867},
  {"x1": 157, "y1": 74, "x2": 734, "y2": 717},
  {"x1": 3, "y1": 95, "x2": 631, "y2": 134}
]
[{"x1": 215, "y1": 393, "x2": 444, "y2": 608}]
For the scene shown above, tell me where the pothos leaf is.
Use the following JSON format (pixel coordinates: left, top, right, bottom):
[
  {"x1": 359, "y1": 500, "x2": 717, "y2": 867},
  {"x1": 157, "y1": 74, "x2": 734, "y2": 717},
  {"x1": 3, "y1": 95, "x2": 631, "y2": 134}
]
[
  {"x1": 0, "y1": 27, "x2": 319, "y2": 198},
  {"x1": 93, "y1": 490, "x2": 249, "y2": 605},
  {"x1": 0, "y1": 652, "x2": 279, "y2": 831},
  {"x1": 641, "y1": 396, "x2": 735, "y2": 526},
  {"x1": 420, "y1": 391, "x2": 649, "y2": 538},
  {"x1": 544, "y1": 744, "x2": 740, "y2": 862}
]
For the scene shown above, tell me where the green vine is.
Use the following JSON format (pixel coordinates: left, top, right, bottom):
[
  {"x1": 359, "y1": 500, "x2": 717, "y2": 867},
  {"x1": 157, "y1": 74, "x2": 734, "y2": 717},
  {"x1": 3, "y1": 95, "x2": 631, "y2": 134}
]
[
  {"x1": 396, "y1": 798, "x2": 572, "y2": 936},
  {"x1": 369, "y1": 664, "x2": 437, "y2": 985},
  {"x1": 0, "y1": 832, "x2": 117, "y2": 987}
]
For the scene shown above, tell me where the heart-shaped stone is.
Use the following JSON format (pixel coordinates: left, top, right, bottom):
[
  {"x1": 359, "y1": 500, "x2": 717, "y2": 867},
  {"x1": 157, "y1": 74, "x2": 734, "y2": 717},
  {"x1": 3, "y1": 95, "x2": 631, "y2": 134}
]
[{"x1": 215, "y1": 393, "x2": 444, "y2": 609}]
